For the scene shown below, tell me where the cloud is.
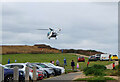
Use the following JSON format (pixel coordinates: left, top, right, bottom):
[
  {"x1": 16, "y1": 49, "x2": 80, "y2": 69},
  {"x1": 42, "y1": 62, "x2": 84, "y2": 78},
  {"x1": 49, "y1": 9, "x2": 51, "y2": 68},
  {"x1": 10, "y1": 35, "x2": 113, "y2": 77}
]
[{"x1": 2, "y1": 2, "x2": 118, "y2": 54}]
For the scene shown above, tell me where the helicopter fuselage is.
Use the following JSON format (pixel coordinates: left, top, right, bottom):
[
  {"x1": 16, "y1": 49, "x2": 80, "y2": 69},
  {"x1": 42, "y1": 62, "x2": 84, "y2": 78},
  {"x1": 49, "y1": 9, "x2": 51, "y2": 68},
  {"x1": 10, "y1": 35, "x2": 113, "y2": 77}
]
[{"x1": 47, "y1": 31, "x2": 57, "y2": 39}]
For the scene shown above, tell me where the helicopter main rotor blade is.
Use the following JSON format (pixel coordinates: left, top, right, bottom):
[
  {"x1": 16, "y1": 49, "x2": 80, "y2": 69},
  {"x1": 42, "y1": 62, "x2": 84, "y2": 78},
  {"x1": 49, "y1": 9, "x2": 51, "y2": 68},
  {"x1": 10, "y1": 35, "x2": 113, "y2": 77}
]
[{"x1": 37, "y1": 29, "x2": 48, "y2": 30}]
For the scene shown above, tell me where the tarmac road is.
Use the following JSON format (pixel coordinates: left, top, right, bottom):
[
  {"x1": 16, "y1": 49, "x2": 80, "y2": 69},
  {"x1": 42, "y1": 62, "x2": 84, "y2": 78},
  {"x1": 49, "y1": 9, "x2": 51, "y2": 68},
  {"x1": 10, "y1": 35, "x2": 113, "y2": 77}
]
[{"x1": 44, "y1": 72, "x2": 82, "y2": 80}]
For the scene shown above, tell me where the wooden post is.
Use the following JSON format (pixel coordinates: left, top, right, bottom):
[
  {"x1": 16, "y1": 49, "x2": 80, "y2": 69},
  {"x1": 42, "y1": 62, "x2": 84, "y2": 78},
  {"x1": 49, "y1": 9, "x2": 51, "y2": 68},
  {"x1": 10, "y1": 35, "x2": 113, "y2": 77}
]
[
  {"x1": 33, "y1": 66, "x2": 37, "y2": 81},
  {"x1": 0, "y1": 66, "x2": 4, "y2": 82},
  {"x1": 81, "y1": 65, "x2": 83, "y2": 70},
  {"x1": 13, "y1": 66, "x2": 19, "y2": 81},
  {"x1": 25, "y1": 67, "x2": 29, "y2": 81},
  {"x1": 2, "y1": 67, "x2": 4, "y2": 81}
]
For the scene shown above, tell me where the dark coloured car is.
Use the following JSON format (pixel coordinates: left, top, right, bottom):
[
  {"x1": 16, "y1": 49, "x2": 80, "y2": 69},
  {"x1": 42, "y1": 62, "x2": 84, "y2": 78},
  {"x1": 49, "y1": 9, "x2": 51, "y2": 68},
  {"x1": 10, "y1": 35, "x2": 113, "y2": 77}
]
[
  {"x1": 88, "y1": 55, "x2": 97, "y2": 61},
  {"x1": 77, "y1": 56, "x2": 85, "y2": 62},
  {"x1": 95, "y1": 54, "x2": 101, "y2": 60},
  {"x1": 0, "y1": 64, "x2": 25, "y2": 82}
]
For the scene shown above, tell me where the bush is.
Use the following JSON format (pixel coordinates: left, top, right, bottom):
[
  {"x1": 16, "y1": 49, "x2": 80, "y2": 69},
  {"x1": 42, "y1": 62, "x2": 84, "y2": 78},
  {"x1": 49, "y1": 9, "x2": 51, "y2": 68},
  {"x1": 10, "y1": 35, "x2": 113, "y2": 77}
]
[
  {"x1": 83, "y1": 64, "x2": 106, "y2": 76},
  {"x1": 83, "y1": 67, "x2": 91, "y2": 72},
  {"x1": 92, "y1": 64, "x2": 106, "y2": 70}
]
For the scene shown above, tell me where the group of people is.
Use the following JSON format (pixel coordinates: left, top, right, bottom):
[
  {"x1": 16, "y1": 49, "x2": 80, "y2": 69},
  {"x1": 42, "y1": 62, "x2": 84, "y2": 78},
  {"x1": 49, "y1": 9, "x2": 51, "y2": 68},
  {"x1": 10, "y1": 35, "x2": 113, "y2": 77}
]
[
  {"x1": 50, "y1": 58, "x2": 67, "y2": 66},
  {"x1": 50, "y1": 58, "x2": 76, "y2": 70}
]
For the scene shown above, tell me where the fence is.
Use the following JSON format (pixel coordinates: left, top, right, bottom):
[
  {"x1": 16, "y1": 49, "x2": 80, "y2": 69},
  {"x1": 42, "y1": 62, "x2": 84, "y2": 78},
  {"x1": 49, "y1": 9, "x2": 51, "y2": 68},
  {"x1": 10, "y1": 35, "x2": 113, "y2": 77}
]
[{"x1": 0, "y1": 66, "x2": 37, "y2": 82}]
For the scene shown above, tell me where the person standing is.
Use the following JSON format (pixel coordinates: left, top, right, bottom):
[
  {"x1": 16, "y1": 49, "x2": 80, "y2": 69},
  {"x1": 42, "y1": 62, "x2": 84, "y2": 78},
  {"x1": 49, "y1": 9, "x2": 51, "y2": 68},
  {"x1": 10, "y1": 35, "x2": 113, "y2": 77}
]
[
  {"x1": 64, "y1": 57, "x2": 67, "y2": 66},
  {"x1": 15, "y1": 60, "x2": 17, "y2": 63},
  {"x1": 52, "y1": 60, "x2": 54, "y2": 64},
  {"x1": 50, "y1": 61, "x2": 52, "y2": 63},
  {"x1": 71, "y1": 60, "x2": 75, "y2": 70},
  {"x1": 87, "y1": 60, "x2": 90, "y2": 67},
  {"x1": 113, "y1": 63, "x2": 115, "y2": 70},
  {"x1": 56, "y1": 60, "x2": 60, "y2": 66},
  {"x1": 8, "y1": 59, "x2": 10, "y2": 64}
]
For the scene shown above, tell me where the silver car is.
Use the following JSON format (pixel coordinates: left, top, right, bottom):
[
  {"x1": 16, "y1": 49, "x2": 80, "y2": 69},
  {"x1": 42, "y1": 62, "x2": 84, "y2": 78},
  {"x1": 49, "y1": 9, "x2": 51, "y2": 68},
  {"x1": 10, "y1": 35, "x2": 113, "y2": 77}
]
[{"x1": 30, "y1": 63, "x2": 55, "y2": 78}]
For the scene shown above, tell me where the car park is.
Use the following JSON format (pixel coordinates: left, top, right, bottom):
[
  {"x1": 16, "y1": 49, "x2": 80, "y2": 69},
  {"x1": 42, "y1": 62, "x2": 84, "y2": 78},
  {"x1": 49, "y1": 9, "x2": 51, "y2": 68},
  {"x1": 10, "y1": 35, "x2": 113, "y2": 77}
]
[
  {"x1": 88, "y1": 55, "x2": 97, "y2": 61},
  {"x1": 4, "y1": 63, "x2": 43, "y2": 80},
  {"x1": 77, "y1": 56, "x2": 85, "y2": 62},
  {"x1": 0, "y1": 64, "x2": 25, "y2": 82},
  {"x1": 30, "y1": 63, "x2": 55, "y2": 78}
]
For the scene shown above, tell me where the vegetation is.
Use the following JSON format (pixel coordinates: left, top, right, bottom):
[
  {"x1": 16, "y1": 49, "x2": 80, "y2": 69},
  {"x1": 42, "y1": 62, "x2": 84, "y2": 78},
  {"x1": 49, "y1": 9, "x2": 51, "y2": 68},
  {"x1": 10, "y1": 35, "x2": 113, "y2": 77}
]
[
  {"x1": 74, "y1": 76, "x2": 115, "y2": 81},
  {"x1": 104, "y1": 65, "x2": 120, "y2": 76},
  {"x1": 62, "y1": 49, "x2": 103, "y2": 56},
  {"x1": 83, "y1": 64, "x2": 107, "y2": 76}
]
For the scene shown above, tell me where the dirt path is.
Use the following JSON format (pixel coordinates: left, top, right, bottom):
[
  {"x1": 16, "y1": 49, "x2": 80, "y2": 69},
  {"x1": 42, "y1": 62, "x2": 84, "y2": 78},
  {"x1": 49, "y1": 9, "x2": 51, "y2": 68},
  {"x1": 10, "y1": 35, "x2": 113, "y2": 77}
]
[
  {"x1": 106, "y1": 61, "x2": 118, "y2": 69},
  {"x1": 75, "y1": 54, "x2": 89, "y2": 58}
]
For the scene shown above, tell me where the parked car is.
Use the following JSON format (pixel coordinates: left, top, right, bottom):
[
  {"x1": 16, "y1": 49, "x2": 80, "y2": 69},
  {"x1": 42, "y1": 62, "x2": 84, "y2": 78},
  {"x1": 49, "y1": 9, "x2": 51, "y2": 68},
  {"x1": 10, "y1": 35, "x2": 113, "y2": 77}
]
[
  {"x1": 100, "y1": 54, "x2": 110, "y2": 61},
  {"x1": 0, "y1": 64, "x2": 25, "y2": 82},
  {"x1": 4, "y1": 63, "x2": 43, "y2": 80},
  {"x1": 88, "y1": 55, "x2": 97, "y2": 61},
  {"x1": 95, "y1": 54, "x2": 101, "y2": 60},
  {"x1": 77, "y1": 56, "x2": 85, "y2": 62},
  {"x1": 30, "y1": 63, "x2": 55, "y2": 78},
  {"x1": 110, "y1": 55, "x2": 118, "y2": 61},
  {"x1": 40, "y1": 63, "x2": 62, "y2": 76},
  {"x1": 26, "y1": 63, "x2": 48, "y2": 78}
]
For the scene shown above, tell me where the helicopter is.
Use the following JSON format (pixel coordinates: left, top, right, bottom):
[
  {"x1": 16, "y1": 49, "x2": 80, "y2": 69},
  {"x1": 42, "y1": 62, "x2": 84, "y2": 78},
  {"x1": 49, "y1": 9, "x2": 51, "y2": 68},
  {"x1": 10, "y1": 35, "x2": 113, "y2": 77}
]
[{"x1": 37, "y1": 28, "x2": 61, "y2": 39}]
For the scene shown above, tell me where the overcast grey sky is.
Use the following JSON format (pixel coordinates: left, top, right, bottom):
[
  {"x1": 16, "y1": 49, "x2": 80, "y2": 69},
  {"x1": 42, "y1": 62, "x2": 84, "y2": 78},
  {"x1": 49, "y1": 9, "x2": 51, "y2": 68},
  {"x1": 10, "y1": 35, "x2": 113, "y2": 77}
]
[{"x1": 2, "y1": 2, "x2": 118, "y2": 54}]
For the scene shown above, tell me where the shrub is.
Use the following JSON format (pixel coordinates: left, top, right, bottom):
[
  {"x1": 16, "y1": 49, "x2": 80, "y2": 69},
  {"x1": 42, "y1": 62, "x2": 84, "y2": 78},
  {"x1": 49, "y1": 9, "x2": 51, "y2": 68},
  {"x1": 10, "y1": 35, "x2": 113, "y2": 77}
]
[
  {"x1": 92, "y1": 64, "x2": 106, "y2": 70},
  {"x1": 83, "y1": 64, "x2": 106, "y2": 76}
]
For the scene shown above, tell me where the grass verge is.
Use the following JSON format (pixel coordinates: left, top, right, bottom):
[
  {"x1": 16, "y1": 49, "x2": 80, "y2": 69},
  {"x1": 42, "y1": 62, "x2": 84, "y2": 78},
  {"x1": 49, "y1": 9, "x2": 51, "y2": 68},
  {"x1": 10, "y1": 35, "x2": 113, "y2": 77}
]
[{"x1": 74, "y1": 76, "x2": 116, "y2": 81}]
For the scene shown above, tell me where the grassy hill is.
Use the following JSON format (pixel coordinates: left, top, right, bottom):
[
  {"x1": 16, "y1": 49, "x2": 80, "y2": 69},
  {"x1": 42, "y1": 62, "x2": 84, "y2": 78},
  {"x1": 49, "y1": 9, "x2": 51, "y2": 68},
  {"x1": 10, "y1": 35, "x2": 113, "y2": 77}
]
[
  {"x1": 2, "y1": 44, "x2": 61, "y2": 55},
  {"x1": 2, "y1": 44, "x2": 103, "y2": 56}
]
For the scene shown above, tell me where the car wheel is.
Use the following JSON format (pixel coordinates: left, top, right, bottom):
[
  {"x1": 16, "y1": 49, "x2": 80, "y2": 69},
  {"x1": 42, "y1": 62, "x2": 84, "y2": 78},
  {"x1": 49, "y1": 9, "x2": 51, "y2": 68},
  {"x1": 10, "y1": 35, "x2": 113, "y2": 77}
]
[
  {"x1": 45, "y1": 71, "x2": 50, "y2": 78},
  {"x1": 5, "y1": 75, "x2": 13, "y2": 82}
]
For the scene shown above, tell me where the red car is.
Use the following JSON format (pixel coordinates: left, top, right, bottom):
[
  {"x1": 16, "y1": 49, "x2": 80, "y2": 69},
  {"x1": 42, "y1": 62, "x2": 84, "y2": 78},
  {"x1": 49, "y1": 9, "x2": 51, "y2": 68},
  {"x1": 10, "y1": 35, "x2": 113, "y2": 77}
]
[
  {"x1": 78, "y1": 56, "x2": 85, "y2": 62},
  {"x1": 38, "y1": 73, "x2": 44, "y2": 80},
  {"x1": 29, "y1": 69, "x2": 43, "y2": 80}
]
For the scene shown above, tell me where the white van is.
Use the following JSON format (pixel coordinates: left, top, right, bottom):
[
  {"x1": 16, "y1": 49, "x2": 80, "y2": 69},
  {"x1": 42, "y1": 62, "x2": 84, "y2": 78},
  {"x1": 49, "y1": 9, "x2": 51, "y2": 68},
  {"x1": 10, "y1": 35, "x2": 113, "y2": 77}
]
[{"x1": 100, "y1": 53, "x2": 111, "y2": 61}]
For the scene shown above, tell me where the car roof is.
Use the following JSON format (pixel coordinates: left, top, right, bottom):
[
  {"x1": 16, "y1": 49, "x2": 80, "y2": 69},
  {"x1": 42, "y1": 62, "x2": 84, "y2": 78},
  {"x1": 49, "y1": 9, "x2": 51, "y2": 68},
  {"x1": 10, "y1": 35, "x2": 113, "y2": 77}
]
[{"x1": 5, "y1": 63, "x2": 26, "y2": 66}]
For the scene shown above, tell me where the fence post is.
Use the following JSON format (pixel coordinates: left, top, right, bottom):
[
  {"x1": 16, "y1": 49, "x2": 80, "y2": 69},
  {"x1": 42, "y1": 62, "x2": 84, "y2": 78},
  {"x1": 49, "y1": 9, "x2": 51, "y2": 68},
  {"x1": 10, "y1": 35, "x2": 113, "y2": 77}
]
[
  {"x1": 81, "y1": 65, "x2": 83, "y2": 70},
  {"x1": 33, "y1": 66, "x2": 37, "y2": 81},
  {"x1": 2, "y1": 67, "x2": 4, "y2": 81},
  {"x1": 14, "y1": 66, "x2": 19, "y2": 81},
  {"x1": 0, "y1": 66, "x2": 4, "y2": 82},
  {"x1": 25, "y1": 67, "x2": 29, "y2": 81}
]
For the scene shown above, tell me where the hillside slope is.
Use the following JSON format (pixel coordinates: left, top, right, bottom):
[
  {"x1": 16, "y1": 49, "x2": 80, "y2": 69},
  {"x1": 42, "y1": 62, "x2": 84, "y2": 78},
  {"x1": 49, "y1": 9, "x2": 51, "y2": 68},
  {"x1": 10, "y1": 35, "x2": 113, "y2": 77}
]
[{"x1": 2, "y1": 44, "x2": 61, "y2": 55}]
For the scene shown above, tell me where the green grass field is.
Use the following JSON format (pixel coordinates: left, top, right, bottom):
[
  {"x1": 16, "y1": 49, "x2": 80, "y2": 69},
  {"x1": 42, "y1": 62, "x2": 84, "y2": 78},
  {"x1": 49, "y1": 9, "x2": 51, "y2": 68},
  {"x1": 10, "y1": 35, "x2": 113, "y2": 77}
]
[
  {"x1": 2, "y1": 53, "x2": 114, "y2": 71},
  {"x1": 74, "y1": 76, "x2": 115, "y2": 81}
]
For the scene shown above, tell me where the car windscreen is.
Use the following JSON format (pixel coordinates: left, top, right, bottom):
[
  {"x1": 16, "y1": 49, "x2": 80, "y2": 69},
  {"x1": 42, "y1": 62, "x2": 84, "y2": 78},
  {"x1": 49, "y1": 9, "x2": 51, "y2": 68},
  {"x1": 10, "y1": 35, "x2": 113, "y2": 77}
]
[
  {"x1": 0, "y1": 65, "x2": 8, "y2": 69},
  {"x1": 37, "y1": 64, "x2": 48, "y2": 68},
  {"x1": 11, "y1": 65, "x2": 24, "y2": 69},
  {"x1": 46, "y1": 63, "x2": 56, "y2": 67},
  {"x1": 113, "y1": 55, "x2": 117, "y2": 57}
]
